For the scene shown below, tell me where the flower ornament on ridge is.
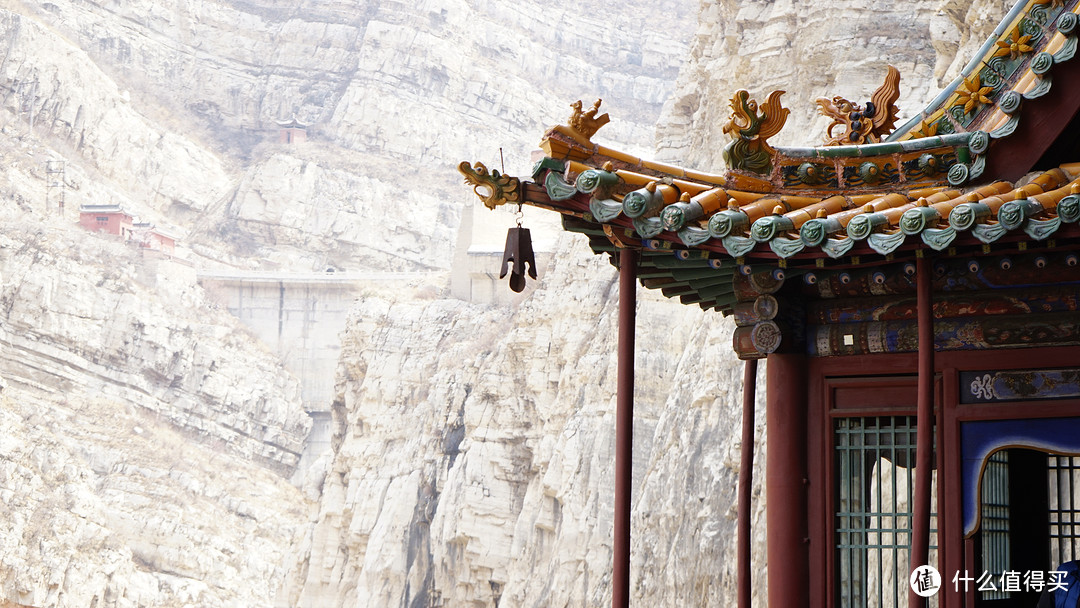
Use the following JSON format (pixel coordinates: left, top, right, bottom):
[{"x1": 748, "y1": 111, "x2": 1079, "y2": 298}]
[
  {"x1": 994, "y1": 25, "x2": 1034, "y2": 60},
  {"x1": 954, "y1": 73, "x2": 994, "y2": 115},
  {"x1": 911, "y1": 118, "x2": 939, "y2": 139}
]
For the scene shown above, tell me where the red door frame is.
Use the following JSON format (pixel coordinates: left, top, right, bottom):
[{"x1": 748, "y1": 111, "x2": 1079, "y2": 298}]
[{"x1": 808, "y1": 352, "x2": 921, "y2": 608}]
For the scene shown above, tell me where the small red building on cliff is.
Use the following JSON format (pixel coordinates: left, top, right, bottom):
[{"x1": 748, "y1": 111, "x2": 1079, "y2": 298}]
[
  {"x1": 275, "y1": 116, "x2": 308, "y2": 144},
  {"x1": 78, "y1": 204, "x2": 133, "y2": 239},
  {"x1": 79, "y1": 204, "x2": 177, "y2": 256}
]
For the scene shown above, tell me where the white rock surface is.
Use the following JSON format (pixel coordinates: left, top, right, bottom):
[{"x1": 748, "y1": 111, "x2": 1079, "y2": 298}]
[
  {"x1": 0, "y1": 0, "x2": 1013, "y2": 606},
  {"x1": 0, "y1": 216, "x2": 313, "y2": 605},
  {"x1": 286, "y1": 1, "x2": 1012, "y2": 606},
  {"x1": 280, "y1": 238, "x2": 766, "y2": 607},
  {"x1": 18, "y1": 0, "x2": 694, "y2": 271},
  {"x1": 657, "y1": 0, "x2": 1010, "y2": 170},
  {"x1": 0, "y1": 222, "x2": 310, "y2": 471}
]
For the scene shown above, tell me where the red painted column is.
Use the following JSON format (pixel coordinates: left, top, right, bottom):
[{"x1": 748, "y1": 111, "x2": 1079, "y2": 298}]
[
  {"x1": 910, "y1": 256, "x2": 935, "y2": 608},
  {"x1": 739, "y1": 359, "x2": 759, "y2": 608},
  {"x1": 613, "y1": 248, "x2": 637, "y2": 608},
  {"x1": 766, "y1": 353, "x2": 809, "y2": 608}
]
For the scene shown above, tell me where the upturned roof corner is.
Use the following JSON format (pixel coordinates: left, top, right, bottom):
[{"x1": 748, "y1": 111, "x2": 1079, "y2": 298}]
[{"x1": 458, "y1": 0, "x2": 1080, "y2": 327}]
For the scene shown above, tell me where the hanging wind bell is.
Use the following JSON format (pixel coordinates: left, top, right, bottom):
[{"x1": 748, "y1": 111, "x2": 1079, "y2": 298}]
[{"x1": 501, "y1": 203, "x2": 536, "y2": 292}]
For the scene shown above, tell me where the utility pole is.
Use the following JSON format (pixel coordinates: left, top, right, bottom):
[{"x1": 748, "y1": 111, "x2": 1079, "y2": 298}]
[{"x1": 45, "y1": 160, "x2": 65, "y2": 216}]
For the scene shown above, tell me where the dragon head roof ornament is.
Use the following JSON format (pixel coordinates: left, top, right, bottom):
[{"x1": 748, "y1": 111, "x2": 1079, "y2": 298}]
[
  {"x1": 817, "y1": 65, "x2": 902, "y2": 146},
  {"x1": 457, "y1": 161, "x2": 520, "y2": 210}
]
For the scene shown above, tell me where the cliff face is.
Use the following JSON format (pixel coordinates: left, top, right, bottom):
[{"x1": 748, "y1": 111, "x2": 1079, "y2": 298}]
[
  {"x1": 281, "y1": 243, "x2": 760, "y2": 607},
  {"x1": 0, "y1": 226, "x2": 310, "y2": 471},
  {"x1": 657, "y1": 0, "x2": 1011, "y2": 169},
  {"x1": 288, "y1": 1, "x2": 1011, "y2": 607},
  {"x1": 12, "y1": 0, "x2": 692, "y2": 271},
  {"x1": 0, "y1": 0, "x2": 1013, "y2": 606},
  {"x1": 0, "y1": 218, "x2": 312, "y2": 606},
  {"x1": 0, "y1": 0, "x2": 693, "y2": 605}
]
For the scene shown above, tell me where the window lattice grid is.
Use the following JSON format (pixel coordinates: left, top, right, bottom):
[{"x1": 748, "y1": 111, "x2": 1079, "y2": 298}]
[
  {"x1": 980, "y1": 450, "x2": 1011, "y2": 601},
  {"x1": 1049, "y1": 455, "x2": 1080, "y2": 566},
  {"x1": 835, "y1": 415, "x2": 938, "y2": 608}
]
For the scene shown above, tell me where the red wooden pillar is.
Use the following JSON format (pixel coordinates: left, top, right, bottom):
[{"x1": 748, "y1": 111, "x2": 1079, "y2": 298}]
[
  {"x1": 613, "y1": 248, "x2": 637, "y2": 608},
  {"x1": 910, "y1": 256, "x2": 935, "y2": 607},
  {"x1": 766, "y1": 353, "x2": 809, "y2": 608},
  {"x1": 739, "y1": 359, "x2": 759, "y2": 608}
]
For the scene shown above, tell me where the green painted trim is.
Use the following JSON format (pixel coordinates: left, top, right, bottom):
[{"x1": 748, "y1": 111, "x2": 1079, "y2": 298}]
[
  {"x1": 973, "y1": 221, "x2": 1008, "y2": 243},
  {"x1": 800, "y1": 217, "x2": 842, "y2": 247},
  {"x1": 545, "y1": 172, "x2": 578, "y2": 200},
  {"x1": 847, "y1": 212, "x2": 888, "y2": 240},
  {"x1": 868, "y1": 230, "x2": 908, "y2": 255},
  {"x1": 998, "y1": 198, "x2": 1039, "y2": 229},
  {"x1": 722, "y1": 235, "x2": 757, "y2": 257},
  {"x1": 949, "y1": 202, "x2": 992, "y2": 231},
  {"x1": 589, "y1": 197, "x2": 623, "y2": 222},
  {"x1": 1057, "y1": 195, "x2": 1080, "y2": 222},
  {"x1": 822, "y1": 236, "x2": 855, "y2": 259},
  {"x1": 921, "y1": 226, "x2": 957, "y2": 250},
  {"x1": 575, "y1": 168, "x2": 620, "y2": 194},
  {"x1": 671, "y1": 268, "x2": 733, "y2": 282},
  {"x1": 1054, "y1": 35, "x2": 1078, "y2": 62},
  {"x1": 1025, "y1": 217, "x2": 1062, "y2": 240},
  {"x1": 1024, "y1": 74, "x2": 1053, "y2": 99},
  {"x1": 948, "y1": 162, "x2": 970, "y2": 186},
  {"x1": 708, "y1": 209, "x2": 749, "y2": 238},
  {"x1": 750, "y1": 215, "x2": 795, "y2": 242},
  {"x1": 561, "y1": 216, "x2": 605, "y2": 235},
  {"x1": 623, "y1": 187, "x2": 662, "y2": 218},
  {"x1": 900, "y1": 207, "x2": 941, "y2": 235},
  {"x1": 990, "y1": 115, "x2": 1020, "y2": 138},
  {"x1": 633, "y1": 216, "x2": 664, "y2": 238},
  {"x1": 678, "y1": 226, "x2": 712, "y2": 247},
  {"x1": 769, "y1": 236, "x2": 806, "y2": 258},
  {"x1": 532, "y1": 157, "x2": 566, "y2": 180}
]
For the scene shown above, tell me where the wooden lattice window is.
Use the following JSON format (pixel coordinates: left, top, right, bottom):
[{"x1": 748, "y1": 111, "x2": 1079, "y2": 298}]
[{"x1": 835, "y1": 415, "x2": 938, "y2": 608}]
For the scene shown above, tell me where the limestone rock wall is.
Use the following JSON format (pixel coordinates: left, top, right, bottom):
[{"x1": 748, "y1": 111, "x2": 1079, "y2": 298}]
[
  {"x1": 657, "y1": 0, "x2": 1011, "y2": 170},
  {"x1": 13, "y1": 0, "x2": 693, "y2": 271},
  {"x1": 0, "y1": 10, "x2": 234, "y2": 222},
  {"x1": 0, "y1": 0, "x2": 696, "y2": 603},
  {"x1": 0, "y1": 0, "x2": 1018, "y2": 606},
  {"x1": 0, "y1": 380, "x2": 309, "y2": 608},
  {"x1": 281, "y1": 239, "x2": 767, "y2": 607},
  {"x1": 0, "y1": 224, "x2": 310, "y2": 471},
  {"x1": 0, "y1": 110, "x2": 312, "y2": 603},
  {"x1": 0, "y1": 214, "x2": 313, "y2": 605},
  {"x1": 285, "y1": 0, "x2": 1014, "y2": 606}
]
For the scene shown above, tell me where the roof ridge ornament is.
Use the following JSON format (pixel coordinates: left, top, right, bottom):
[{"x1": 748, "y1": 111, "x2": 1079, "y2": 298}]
[
  {"x1": 817, "y1": 65, "x2": 901, "y2": 145},
  {"x1": 567, "y1": 99, "x2": 610, "y2": 142},
  {"x1": 722, "y1": 90, "x2": 790, "y2": 175}
]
